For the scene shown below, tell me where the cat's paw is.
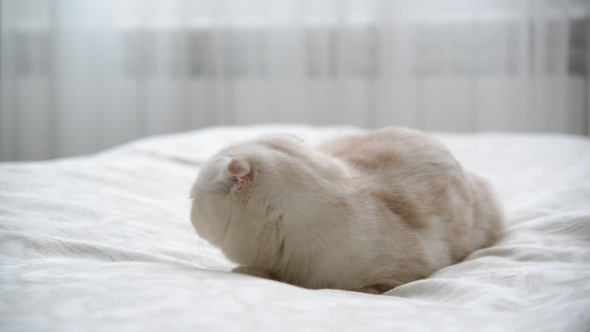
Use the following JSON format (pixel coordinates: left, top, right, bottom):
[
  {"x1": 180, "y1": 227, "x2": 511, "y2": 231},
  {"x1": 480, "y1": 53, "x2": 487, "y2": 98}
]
[
  {"x1": 355, "y1": 283, "x2": 396, "y2": 294},
  {"x1": 232, "y1": 266, "x2": 272, "y2": 280}
]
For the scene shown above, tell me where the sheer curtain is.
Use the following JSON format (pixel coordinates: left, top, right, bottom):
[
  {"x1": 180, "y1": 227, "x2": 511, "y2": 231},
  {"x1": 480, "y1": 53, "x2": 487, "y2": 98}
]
[{"x1": 1, "y1": 0, "x2": 588, "y2": 161}]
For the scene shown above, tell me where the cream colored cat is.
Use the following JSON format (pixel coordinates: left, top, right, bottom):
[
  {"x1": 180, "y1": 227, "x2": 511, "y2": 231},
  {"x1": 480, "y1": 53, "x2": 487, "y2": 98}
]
[{"x1": 190, "y1": 127, "x2": 504, "y2": 294}]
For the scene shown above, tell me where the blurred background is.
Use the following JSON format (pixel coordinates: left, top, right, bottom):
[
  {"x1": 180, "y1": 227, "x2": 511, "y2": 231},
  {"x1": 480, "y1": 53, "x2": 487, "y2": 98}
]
[{"x1": 1, "y1": 0, "x2": 589, "y2": 161}]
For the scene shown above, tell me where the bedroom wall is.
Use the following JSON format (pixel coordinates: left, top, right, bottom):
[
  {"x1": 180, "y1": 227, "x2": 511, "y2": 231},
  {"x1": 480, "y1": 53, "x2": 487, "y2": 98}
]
[{"x1": 1, "y1": 0, "x2": 589, "y2": 161}]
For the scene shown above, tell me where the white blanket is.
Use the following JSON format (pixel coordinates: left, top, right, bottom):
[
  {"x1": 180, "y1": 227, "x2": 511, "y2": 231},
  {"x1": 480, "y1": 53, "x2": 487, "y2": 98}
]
[{"x1": 1, "y1": 125, "x2": 589, "y2": 331}]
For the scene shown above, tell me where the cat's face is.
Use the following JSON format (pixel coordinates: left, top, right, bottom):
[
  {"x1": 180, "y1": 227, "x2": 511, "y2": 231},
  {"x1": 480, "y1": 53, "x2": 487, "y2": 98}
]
[{"x1": 189, "y1": 134, "x2": 308, "y2": 248}]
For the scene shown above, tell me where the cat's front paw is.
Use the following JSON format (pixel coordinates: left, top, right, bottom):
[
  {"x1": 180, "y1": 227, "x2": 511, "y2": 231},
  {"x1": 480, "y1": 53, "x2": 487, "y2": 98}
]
[{"x1": 232, "y1": 266, "x2": 272, "y2": 280}]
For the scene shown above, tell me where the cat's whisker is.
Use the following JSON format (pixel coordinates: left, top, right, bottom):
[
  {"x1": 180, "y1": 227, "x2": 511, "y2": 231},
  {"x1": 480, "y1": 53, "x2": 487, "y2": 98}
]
[{"x1": 185, "y1": 233, "x2": 197, "y2": 262}]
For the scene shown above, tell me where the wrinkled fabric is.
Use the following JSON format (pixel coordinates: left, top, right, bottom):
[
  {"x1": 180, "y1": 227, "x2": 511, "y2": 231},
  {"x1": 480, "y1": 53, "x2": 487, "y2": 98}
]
[{"x1": 1, "y1": 125, "x2": 589, "y2": 332}]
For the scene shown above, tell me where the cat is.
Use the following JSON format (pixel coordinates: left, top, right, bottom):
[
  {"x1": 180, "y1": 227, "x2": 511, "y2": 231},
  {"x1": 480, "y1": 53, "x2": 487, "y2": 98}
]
[{"x1": 190, "y1": 127, "x2": 504, "y2": 294}]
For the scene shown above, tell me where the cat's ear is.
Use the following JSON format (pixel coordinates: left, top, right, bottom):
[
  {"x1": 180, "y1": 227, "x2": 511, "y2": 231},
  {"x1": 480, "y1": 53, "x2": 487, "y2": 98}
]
[
  {"x1": 228, "y1": 156, "x2": 251, "y2": 193},
  {"x1": 191, "y1": 156, "x2": 251, "y2": 196}
]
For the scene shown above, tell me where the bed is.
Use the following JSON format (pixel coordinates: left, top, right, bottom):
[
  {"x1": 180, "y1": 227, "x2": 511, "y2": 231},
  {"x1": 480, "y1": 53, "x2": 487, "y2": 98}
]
[{"x1": 1, "y1": 125, "x2": 589, "y2": 331}]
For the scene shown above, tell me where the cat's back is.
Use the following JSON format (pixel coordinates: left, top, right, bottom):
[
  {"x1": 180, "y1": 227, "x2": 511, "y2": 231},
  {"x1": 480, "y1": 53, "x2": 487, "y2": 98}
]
[
  {"x1": 319, "y1": 127, "x2": 503, "y2": 263},
  {"x1": 319, "y1": 127, "x2": 459, "y2": 178},
  {"x1": 319, "y1": 127, "x2": 470, "y2": 231}
]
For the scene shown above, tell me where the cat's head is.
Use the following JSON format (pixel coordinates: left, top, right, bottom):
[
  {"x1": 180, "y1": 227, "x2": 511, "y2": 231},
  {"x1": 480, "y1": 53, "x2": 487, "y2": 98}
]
[{"x1": 189, "y1": 134, "x2": 338, "y2": 264}]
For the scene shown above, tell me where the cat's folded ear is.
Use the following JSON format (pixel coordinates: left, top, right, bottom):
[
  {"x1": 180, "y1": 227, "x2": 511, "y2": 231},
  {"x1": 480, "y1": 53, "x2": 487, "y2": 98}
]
[
  {"x1": 227, "y1": 156, "x2": 251, "y2": 193},
  {"x1": 191, "y1": 155, "x2": 252, "y2": 196}
]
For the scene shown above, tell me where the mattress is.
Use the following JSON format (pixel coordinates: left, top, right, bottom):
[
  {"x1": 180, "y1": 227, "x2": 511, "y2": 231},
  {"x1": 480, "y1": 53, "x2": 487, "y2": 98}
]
[{"x1": 1, "y1": 125, "x2": 589, "y2": 331}]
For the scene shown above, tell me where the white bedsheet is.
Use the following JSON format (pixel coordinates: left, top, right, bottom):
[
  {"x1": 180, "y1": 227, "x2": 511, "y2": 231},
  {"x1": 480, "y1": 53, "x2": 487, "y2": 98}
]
[{"x1": 1, "y1": 125, "x2": 589, "y2": 332}]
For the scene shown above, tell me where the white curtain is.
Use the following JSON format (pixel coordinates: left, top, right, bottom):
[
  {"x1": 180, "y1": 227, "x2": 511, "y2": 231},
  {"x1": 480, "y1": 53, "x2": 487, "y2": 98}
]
[{"x1": 1, "y1": 0, "x2": 589, "y2": 161}]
